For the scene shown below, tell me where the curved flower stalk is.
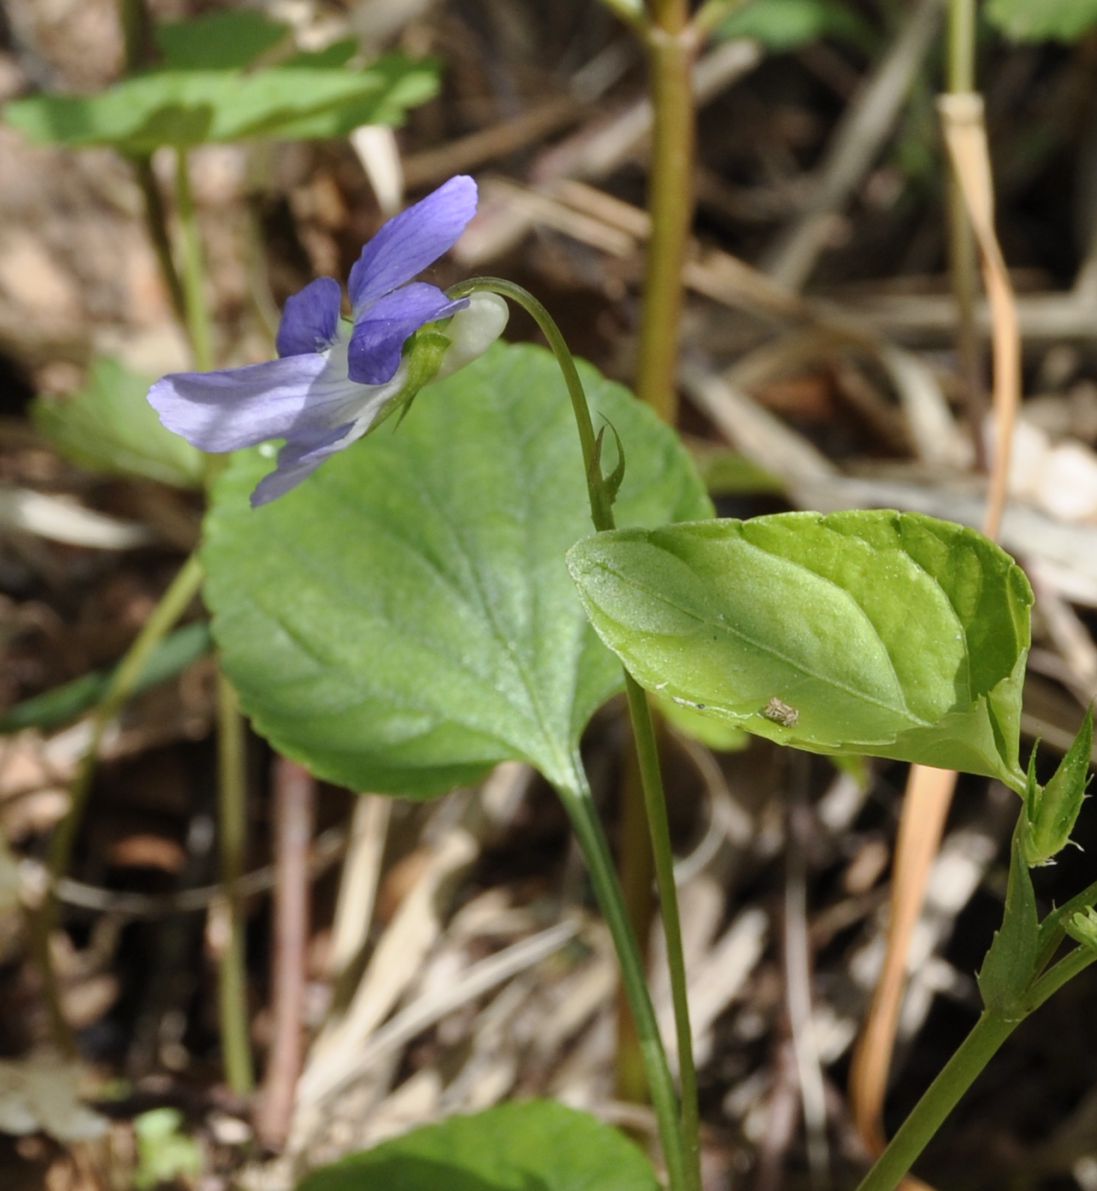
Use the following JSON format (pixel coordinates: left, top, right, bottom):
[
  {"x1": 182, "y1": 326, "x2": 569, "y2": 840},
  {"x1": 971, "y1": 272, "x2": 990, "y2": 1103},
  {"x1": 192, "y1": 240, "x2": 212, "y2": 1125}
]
[{"x1": 148, "y1": 175, "x2": 508, "y2": 504}]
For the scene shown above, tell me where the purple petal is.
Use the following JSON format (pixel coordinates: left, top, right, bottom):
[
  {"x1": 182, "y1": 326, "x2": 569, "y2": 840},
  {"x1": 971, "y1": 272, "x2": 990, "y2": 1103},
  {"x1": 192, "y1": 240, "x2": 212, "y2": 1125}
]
[
  {"x1": 347, "y1": 283, "x2": 466, "y2": 386},
  {"x1": 348, "y1": 176, "x2": 477, "y2": 314},
  {"x1": 148, "y1": 353, "x2": 345, "y2": 452},
  {"x1": 250, "y1": 423, "x2": 355, "y2": 506},
  {"x1": 276, "y1": 277, "x2": 342, "y2": 358}
]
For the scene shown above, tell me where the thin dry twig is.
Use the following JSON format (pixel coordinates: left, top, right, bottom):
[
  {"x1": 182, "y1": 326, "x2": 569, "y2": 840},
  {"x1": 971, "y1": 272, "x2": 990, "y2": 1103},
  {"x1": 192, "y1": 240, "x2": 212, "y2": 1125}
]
[
  {"x1": 848, "y1": 764, "x2": 955, "y2": 1158},
  {"x1": 473, "y1": 177, "x2": 967, "y2": 476},
  {"x1": 761, "y1": 0, "x2": 944, "y2": 291},
  {"x1": 256, "y1": 758, "x2": 316, "y2": 1151},
  {"x1": 293, "y1": 764, "x2": 530, "y2": 1143},
  {"x1": 455, "y1": 39, "x2": 762, "y2": 264},
  {"x1": 849, "y1": 92, "x2": 1025, "y2": 1164},
  {"x1": 940, "y1": 92, "x2": 1021, "y2": 542},
  {"x1": 326, "y1": 796, "x2": 390, "y2": 988},
  {"x1": 783, "y1": 769, "x2": 829, "y2": 1185}
]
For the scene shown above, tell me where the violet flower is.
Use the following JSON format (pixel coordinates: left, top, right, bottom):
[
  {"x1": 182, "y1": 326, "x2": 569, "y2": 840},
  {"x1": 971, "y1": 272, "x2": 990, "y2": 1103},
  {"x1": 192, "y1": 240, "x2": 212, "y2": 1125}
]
[{"x1": 148, "y1": 176, "x2": 506, "y2": 505}]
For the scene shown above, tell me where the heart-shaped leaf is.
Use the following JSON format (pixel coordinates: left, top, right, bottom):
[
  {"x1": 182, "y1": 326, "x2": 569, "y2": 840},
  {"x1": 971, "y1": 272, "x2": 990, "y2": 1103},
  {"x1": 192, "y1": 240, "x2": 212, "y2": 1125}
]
[
  {"x1": 32, "y1": 356, "x2": 205, "y2": 489},
  {"x1": 202, "y1": 343, "x2": 711, "y2": 796},
  {"x1": 716, "y1": 0, "x2": 873, "y2": 52},
  {"x1": 297, "y1": 1100, "x2": 659, "y2": 1191},
  {"x1": 154, "y1": 10, "x2": 290, "y2": 71},
  {"x1": 986, "y1": 0, "x2": 1097, "y2": 42},
  {"x1": 264, "y1": 56, "x2": 441, "y2": 140},
  {"x1": 567, "y1": 511, "x2": 1032, "y2": 789},
  {"x1": 3, "y1": 55, "x2": 438, "y2": 153}
]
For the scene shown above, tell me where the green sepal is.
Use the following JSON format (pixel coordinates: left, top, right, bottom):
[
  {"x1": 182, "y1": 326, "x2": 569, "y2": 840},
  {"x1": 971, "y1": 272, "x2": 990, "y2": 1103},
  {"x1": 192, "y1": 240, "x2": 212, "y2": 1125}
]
[
  {"x1": 1023, "y1": 709, "x2": 1093, "y2": 867},
  {"x1": 378, "y1": 326, "x2": 452, "y2": 433},
  {"x1": 977, "y1": 830, "x2": 1040, "y2": 1019}
]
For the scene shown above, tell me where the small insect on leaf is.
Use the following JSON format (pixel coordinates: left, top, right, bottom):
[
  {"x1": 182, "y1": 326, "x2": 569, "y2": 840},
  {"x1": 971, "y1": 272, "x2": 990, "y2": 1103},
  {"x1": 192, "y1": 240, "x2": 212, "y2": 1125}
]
[{"x1": 761, "y1": 697, "x2": 799, "y2": 727}]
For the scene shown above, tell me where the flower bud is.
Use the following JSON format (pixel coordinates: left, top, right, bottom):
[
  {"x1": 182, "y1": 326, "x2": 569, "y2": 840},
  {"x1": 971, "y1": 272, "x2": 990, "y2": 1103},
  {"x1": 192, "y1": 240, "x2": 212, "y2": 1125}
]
[
  {"x1": 1022, "y1": 709, "x2": 1092, "y2": 867},
  {"x1": 435, "y1": 293, "x2": 510, "y2": 380},
  {"x1": 1065, "y1": 906, "x2": 1097, "y2": 953}
]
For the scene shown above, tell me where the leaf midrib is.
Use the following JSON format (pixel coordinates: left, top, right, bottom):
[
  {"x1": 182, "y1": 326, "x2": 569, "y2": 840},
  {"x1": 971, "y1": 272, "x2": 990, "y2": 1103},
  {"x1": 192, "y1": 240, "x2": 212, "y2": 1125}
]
[{"x1": 583, "y1": 547, "x2": 937, "y2": 729}]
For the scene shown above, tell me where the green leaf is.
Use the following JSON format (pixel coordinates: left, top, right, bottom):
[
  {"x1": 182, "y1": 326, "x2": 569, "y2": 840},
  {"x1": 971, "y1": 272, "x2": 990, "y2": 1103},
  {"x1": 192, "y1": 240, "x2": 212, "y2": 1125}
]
[
  {"x1": 0, "y1": 622, "x2": 211, "y2": 734},
  {"x1": 3, "y1": 55, "x2": 439, "y2": 153},
  {"x1": 655, "y1": 693, "x2": 749, "y2": 752},
  {"x1": 133, "y1": 1109, "x2": 202, "y2": 1191},
  {"x1": 297, "y1": 1101, "x2": 659, "y2": 1191},
  {"x1": 986, "y1": 0, "x2": 1097, "y2": 43},
  {"x1": 31, "y1": 356, "x2": 205, "y2": 489},
  {"x1": 154, "y1": 10, "x2": 290, "y2": 71},
  {"x1": 566, "y1": 511, "x2": 1032, "y2": 789},
  {"x1": 978, "y1": 832, "x2": 1040, "y2": 1017},
  {"x1": 266, "y1": 55, "x2": 439, "y2": 140},
  {"x1": 202, "y1": 343, "x2": 711, "y2": 797},
  {"x1": 282, "y1": 40, "x2": 361, "y2": 70},
  {"x1": 716, "y1": 0, "x2": 874, "y2": 52},
  {"x1": 689, "y1": 442, "x2": 784, "y2": 497}
]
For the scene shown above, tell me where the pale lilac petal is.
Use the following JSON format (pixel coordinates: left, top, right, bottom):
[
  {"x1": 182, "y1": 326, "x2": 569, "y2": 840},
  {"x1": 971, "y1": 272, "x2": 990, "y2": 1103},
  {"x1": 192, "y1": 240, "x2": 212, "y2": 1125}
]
[
  {"x1": 346, "y1": 283, "x2": 466, "y2": 386},
  {"x1": 348, "y1": 176, "x2": 477, "y2": 313},
  {"x1": 250, "y1": 423, "x2": 355, "y2": 506},
  {"x1": 148, "y1": 353, "x2": 367, "y2": 452},
  {"x1": 276, "y1": 277, "x2": 342, "y2": 358}
]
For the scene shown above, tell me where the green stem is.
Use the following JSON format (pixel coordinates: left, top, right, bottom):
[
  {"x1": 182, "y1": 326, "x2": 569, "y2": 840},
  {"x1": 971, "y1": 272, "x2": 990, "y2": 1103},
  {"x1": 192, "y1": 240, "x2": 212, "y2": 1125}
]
[
  {"x1": 39, "y1": 551, "x2": 205, "y2": 1053},
  {"x1": 1028, "y1": 945, "x2": 1097, "y2": 1011},
  {"x1": 948, "y1": 0, "x2": 975, "y2": 93},
  {"x1": 858, "y1": 942, "x2": 1097, "y2": 1191},
  {"x1": 599, "y1": 0, "x2": 649, "y2": 35},
  {"x1": 554, "y1": 772, "x2": 688, "y2": 1191},
  {"x1": 452, "y1": 277, "x2": 701, "y2": 1187},
  {"x1": 118, "y1": 0, "x2": 151, "y2": 66},
  {"x1": 216, "y1": 674, "x2": 254, "y2": 1094},
  {"x1": 855, "y1": 1011, "x2": 1017, "y2": 1191},
  {"x1": 117, "y1": 0, "x2": 187, "y2": 328},
  {"x1": 117, "y1": 0, "x2": 185, "y2": 328},
  {"x1": 448, "y1": 278, "x2": 613, "y2": 531},
  {"x1": 174, "y1": 149, "x2": 215, "y2": 372},
  {"x1": 134, "y1": 155, "x2": 187, "y2": 327},
  {"x1": 693, "y1": 0, "x2": 747, "y2": 38},
  {"x1": 946, "y1": 0, "x2": 985, "y2": 467},
  {"x1": 634, "y1": 20, "x2": 696, "y2": 421},
  {"x1": 172, "y1": 144, "x2": 252, "y2": 1091},
  {"x1": 1035, "y1": 877, "x2": 1097, "y2": 973},
  {"x1": 616, "y1": 741, "x2": 656, "y2": 1108},
  {"x1": 48, "y1": 554, "x2": 205, "y2": 881},
  {"x1": 624, "y1": 6, "x2": 697, "y2": 1124},
  {"x1": 24, "y1": 904, "x2": 75, "y2": 1058},
  {"x1": 624, "y1": 674, "x2": 701, "y2": 1188},
  {"x1": 648, "y1": 0, "x2": 688, "y2": 30}
]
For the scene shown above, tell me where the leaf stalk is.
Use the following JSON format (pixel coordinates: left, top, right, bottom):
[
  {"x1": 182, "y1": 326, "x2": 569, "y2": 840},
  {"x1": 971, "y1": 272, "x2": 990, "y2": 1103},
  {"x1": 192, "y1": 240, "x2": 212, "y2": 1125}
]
[{"x1": 452, "y1": 277, "x2": 702, "y2": 1191}]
